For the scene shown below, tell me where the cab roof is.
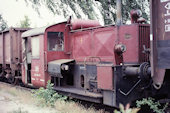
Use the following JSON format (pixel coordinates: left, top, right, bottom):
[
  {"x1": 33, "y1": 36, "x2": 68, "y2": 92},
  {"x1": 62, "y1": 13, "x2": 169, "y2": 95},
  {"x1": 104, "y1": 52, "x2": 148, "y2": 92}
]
[{"x1": 22, "y1": 20, "x2": 67, "y2": 38}]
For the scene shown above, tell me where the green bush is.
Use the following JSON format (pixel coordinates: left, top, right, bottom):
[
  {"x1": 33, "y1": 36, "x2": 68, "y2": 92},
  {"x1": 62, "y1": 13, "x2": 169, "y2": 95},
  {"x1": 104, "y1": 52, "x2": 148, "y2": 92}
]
[
  {"x1": 32, "y1": 80, "x2": 67, "y2": 107},
  {"x1": 136, "y1": 97, "x2": 168, "y2": 113}
]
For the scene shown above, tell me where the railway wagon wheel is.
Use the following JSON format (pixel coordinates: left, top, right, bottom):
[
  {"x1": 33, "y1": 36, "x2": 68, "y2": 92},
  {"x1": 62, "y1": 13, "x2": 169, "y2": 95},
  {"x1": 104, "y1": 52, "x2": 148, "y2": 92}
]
[{"x1": 7, "y1": 71, "x2": 19, "y2": 85}]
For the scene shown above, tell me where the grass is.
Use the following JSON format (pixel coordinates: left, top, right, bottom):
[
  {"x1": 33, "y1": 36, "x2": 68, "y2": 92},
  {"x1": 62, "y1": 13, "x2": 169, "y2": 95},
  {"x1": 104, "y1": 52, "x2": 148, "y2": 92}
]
[
  {"x1": 0, "y1": 83, "x2": 104, "y2": 113},
  {"x1": 32, "y1": 81, "x2": 105, "y2": 113},
  {"x1": 8, "y1": 108, "x2": 29, "y2": 113},
  {"x1": 54, "y1": 100, "x2": 105, "y2": 113},
  {"x1": 0, "y1": 84, "x2": 18, "y2": 96},
  {"x1": 2, "y1": 83, "x2": 168, "y2": 113}
]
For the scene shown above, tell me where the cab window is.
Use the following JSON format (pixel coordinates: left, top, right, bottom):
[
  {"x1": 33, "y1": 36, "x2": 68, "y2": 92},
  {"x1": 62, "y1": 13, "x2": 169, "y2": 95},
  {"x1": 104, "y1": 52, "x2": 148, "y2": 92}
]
[
  {"x1": 31, "y1": 36, "x2": 40, "y2": 58},
  {"x1": 47, "y1": 32, "x2": 64, "y2": 51}
]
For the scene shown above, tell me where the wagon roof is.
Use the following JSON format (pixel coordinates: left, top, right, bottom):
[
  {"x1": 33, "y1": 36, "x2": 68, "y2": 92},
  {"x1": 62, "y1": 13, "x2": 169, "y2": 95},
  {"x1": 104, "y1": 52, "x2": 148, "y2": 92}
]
[
  {"x1": 21, "y1": 26, "x2": 47, "y2": 38},
  {"x1": 22, "y1": 20, "x2": 67, "y2": 38},
  {"x1": 0, "y1": 27, "x2": 30, "y2": 34}
]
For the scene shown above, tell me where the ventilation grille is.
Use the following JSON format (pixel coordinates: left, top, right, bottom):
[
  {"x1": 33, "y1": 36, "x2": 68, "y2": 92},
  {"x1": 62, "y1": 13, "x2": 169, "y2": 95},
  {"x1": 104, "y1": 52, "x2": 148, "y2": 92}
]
[{"x1": 139, "y1": 25, "x2": 150, "y2": 63}]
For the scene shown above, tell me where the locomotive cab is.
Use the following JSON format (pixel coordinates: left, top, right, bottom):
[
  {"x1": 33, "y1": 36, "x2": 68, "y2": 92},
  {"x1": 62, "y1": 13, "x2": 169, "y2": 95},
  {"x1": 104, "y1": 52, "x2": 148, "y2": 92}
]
[
  {"x1": 21, "y1": 21, "x2": 70, "y2": 87},
  {"x1": 22, "y1": 26, "x2": 47, "y2": 87}
]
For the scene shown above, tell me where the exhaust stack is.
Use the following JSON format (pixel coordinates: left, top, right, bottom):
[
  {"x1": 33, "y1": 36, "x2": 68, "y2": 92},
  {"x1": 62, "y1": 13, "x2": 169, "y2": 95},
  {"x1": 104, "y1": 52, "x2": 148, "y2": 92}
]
[{"x1": 116, "y1": 0, "x2": 122, "y2": 26}]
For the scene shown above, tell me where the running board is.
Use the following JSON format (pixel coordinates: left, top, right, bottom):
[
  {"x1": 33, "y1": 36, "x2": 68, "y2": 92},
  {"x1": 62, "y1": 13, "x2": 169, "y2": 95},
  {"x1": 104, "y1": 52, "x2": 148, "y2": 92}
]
[{"x1": 53, "y1": 87, "x2": 103, "y2": 103}]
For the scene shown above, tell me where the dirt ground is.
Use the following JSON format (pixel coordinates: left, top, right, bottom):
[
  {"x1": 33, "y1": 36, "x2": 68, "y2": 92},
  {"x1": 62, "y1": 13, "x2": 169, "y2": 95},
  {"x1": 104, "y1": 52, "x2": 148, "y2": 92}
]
[
  {"x1": 0, "y1": 84, "x2": 58, "y2": 113},
  {"x1": 0, "y1": 83, "x2": 105, "y2": 113}
]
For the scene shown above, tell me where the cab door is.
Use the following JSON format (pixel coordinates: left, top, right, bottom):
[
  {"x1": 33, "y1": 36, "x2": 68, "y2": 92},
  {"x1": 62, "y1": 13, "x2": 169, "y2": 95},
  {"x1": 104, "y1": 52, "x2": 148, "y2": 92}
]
[
  {"x1": 31, "y1": 35, "x2": 45, "y2": 87},
  {"x1": 22, "y1": 37, "x2": 31, "y2": 85}
]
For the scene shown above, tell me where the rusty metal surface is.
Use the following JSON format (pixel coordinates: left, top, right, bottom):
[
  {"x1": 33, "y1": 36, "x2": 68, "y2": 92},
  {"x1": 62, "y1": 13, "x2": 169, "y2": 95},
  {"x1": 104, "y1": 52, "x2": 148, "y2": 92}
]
[
  {"x1": 116, "y1": 0, "x2": 122, "y2": 25},
  {"x1": 71, "y1": 30, "x2": 92, "y2": 60},
  {"x1": 119, "y1": 24, "x2": 150, "y2": 64},
  {"x1": 93, "y1": 27, "x2": 116, "y2": 61},
  {"x1": 53, "y1": 86, "x2": 102, "y2": 103},
  {"x1": 70, "y1": 19, "x2": 101, "y2": 30},
  {"x1": 0, "y1": 28, "x2": 28, "y2": 65},
  {"x1": 152, "y1": 69, "x2": 165, "y2": 89},
  {"x1": 54, "y1": 86, "x2": 102, "y2": 98},
  {"x1": 71, "y1": 24, "x2": 149, "y2": 64},
  {"x1": 138, "y1": 24, "x2": 150, "y2": 62},
  {"x1": 119, "y1": 25, "x2": 139, "y2": 63},
  {"x1": 151, "y1": 0, "x2": 170, "y2": 68},
  {"x1": 4, "y1": 33, "x2": 11, "y2": 64},
  {"x1": 97, "y1": 64, "x2": 114, "y2": 90},
  {"x1": 0, "y1": 28, "x2": 28, "y2": 83},
  {"x1": 70, "y1": 24, "x2": 115, "y2": 33},
  {"x1": 71, "y1": 26, "x2": 117, "y2": 63}
]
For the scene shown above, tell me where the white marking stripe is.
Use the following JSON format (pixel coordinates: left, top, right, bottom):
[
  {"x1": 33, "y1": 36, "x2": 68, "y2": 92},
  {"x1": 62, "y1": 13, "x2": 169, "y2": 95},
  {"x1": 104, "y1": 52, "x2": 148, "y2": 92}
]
[
  {"x1": 40, "y1": 79, "x2": 44, "y2": 81},
  {"x1": 32, "y1": 78, "x2": 35, "y2": 80},
  {"x1": 165, "y1": 24, "x2": 170, "y2": 32},
  {"x1": 161, "y1": 0, "x2": 170, "y2": 2}
]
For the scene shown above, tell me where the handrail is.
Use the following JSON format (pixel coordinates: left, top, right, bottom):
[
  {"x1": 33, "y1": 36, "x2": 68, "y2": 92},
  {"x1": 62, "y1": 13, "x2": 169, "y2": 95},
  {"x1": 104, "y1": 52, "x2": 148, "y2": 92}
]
[
  {"x1": 83, "y1": 56, "x2": 101, "y2": 69},
  {"x1": 44, "y1": 51, "x2": 47, "y2": 71}
]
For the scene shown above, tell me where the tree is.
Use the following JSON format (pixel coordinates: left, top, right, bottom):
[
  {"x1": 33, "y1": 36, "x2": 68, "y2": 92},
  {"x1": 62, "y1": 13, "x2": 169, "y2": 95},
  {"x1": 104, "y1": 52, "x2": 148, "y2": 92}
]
[
  {"x1": 20, "y1": 0, "x2": 150, "y2": 25},
  {"x1": 0, "y1": 14, "x2": 8, "y2": 32},
  {"x1": 19, "y1": 15, "x2": 31, "y2": 28}
]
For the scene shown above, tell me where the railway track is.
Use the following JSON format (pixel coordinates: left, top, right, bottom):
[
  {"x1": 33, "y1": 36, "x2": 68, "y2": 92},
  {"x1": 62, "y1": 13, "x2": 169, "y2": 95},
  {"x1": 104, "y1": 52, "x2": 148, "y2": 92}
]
[
  {"x1": 0, "y1": 81, "x2": 116, "y2": 113},
  {"x1": 0, "y1": 81, "x2": 32, "y2": 92},
  {"x1": 0, "y1": 81, "x2": 169, "y2": 113}
]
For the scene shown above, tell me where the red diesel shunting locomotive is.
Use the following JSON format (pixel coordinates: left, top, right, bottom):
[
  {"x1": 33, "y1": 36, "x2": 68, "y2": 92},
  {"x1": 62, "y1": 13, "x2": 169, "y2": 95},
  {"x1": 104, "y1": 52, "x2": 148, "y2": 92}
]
[
  {"x1": 20, "y1": 1, "x2": 151, "y2": 106},
  {"x1": 0, "y1": 0, "x2": 169, "y2": 107}
]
